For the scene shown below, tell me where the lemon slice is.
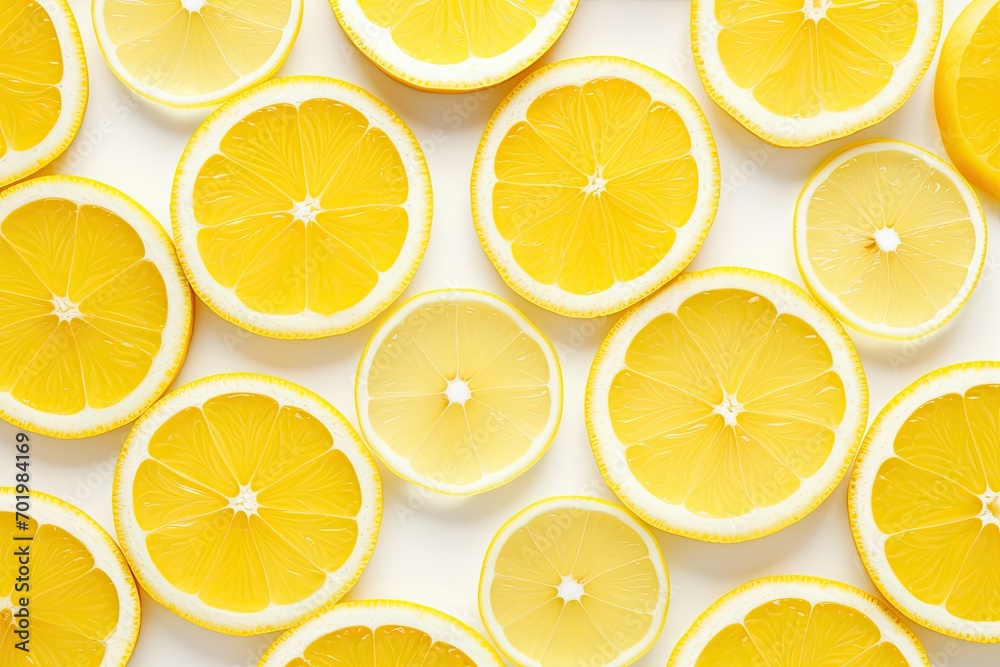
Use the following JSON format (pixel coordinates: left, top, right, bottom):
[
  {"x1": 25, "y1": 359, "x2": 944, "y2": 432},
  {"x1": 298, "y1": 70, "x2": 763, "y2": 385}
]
[
  {"x1": 93, "y1": 0, "x2": 302, "y2": 108},
  {"x1": 586, "y1": 267, "x2": 867, "y2": 543},
  {"x1": 0, "y1": 176, "x2": 193, "y2": 438},
  {"x1": 850, "y1": 362, "x2": 1000, "y2": 643},
  {"x1": 0, "y1": 0, "x2": 87, "y2": 187},
  {"x1": 692, "y1": 0, "x2": 941, "y2": 146},
  {"x1": 259, "y1": 599, "x2": 505, "y2": 666},
  {"x1": 172, "y1": 76, "x2": 432, "y2": 339},
  {"x1": 356, "y1": 289, "x2": 562, "y2": 495},
  {"x1": 668, "y1": 576, "x2": 930, "y2": 666},
  {"x1": 936, "y1": 0, "x2": 1000, "y2": 200},
  {"x1": 1, "y1": 488, "x2": 140, "y2": 666},
  {"x1": 113, "y1": 373, "x2": 382, "y2": 635},
  {"x1": 479, "y1": 496, "x2": 669, "y2": 667},
  {"x1": 329, "y1": 0, "x2": 579, "y2": 92},
  {"x1": 472, "y1": 56, "x2": 720, "y2": 317},
  {"x1": 794, "y1": 140, "x2": 987, "y2": 340}
]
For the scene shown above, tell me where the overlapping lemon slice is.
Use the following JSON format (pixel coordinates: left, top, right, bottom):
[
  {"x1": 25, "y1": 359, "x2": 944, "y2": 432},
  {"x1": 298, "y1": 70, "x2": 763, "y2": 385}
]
[
  {"x1": 479, "y1": 496, "x2": 669, "y2": 667},
  {"x1": 668, "y1": 576, "x2": 930, "y2": 666},
  {"x1": 259, "y1": 599, "x2": 505, "y2": 666},
  {"x1": 0, "y1": 0, "x2": 87, "y2": 187},
  {"x1": 0, "y1": 176, "x2": 192, "y2": 438},
  {"x1": 850, "y1": 362, "x2": 1000, "y2": 643},
  {"x1": 794, "y1": 140, "x2": 987, "y2": 339},
  {"x1": 113, "y1": 373, "x2": 382, "y2": 635},
  {"x1": 93, "y1": 0, "x2": 302, "y2": 107},
  {"x1": 472, "y1": 56, "x2": 720, "y2": 317},
  {"x1": 172, "y1": 76, "x2": 432, "y2": 339},
  {"x1": 692, "y1": 0, "x2": 941, "y2": 146},
  {"x1": 586, "y1": 267, "x2": 867, "y2": 542},
  {"x1": 0, "y1": 488, "x2": 140, "y2": 666},
  {"x1": 356, "y1": 289, "x2": 562, "y2": 495},
  {"x1": 329, "y1": 0, "x2": 579, "y2": 91}
]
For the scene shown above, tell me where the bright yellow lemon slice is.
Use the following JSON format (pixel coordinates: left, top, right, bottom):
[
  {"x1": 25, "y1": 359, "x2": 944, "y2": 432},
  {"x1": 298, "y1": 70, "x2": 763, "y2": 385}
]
[
  {"x1": 586, "y1": 267, "x2": 867, "y2": 542},
  {"x1": 472, "y1": 56, "x2": 720, "y2": 317},
  {"x1": 113, "y1": 373, "x2": 382, "y2": 635},
  {"x1": 850, "y1": 362, "x2": 1000, "y2": 643}
]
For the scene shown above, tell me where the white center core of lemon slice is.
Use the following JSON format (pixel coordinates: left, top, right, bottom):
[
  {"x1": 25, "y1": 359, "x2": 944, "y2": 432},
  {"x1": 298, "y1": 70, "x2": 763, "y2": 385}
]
[
  {"x1": 873, "y1": 227, "x2": 901, "y2": 253},
  {"x1": 445, "y1": 377, "x2": 472, "y2": 405},
  {"x1": 713, "y1": 393, "x2": 744, "y2": 427},
  {"x1": 180, "y1": 0, "x2": 206, "y2": 12},
  {"x1": 556, "y1": 575, "x2": 585, "y2": 602},
  {"x1": 583, "y1": 170, "x2": 608, "y2": 196},
  {"x1": 804, "y1": 0, "x2": 830, "y2": 20},
  {"x1": 230, "y1": 485, "x2": 259, "y2": 515},
  {"x1": 292, "y1": 197, "x2": 322, "y2": 223},
  {"x1": 986, "y1": 493, "x2": 1000, "y2": 523},
  {"x1": 51, "y1": 295, "x2": 83, "y2": 322}
]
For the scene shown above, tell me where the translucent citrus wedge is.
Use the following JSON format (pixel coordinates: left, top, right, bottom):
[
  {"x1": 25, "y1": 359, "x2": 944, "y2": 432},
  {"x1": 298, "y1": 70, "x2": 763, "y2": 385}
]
[
  {"x1": 472, "y1": 56, "x2": 720, "y2": 317},
  {"x1": 586, "y1": 267, "x2": 868, "y2": 542},
  {"x1": 259, "y1": 599, "x2": 505, "y2": 667},
  {"x1": 113, "y1": 373, "x2": 382, "y2": 635},
  {"x1": 356, "y1": 289, "x2": 562, "y2": 495},
  {"x1": 0, "y1": 176, "x2": 193, "y2": 438},
  {"x1": 329, "y1": 0, "x2": 579, "y2": 92},
  {"x1": 93, "y1": 0, "x2": 302, "y2": 108},
  {"x1": 850, "y1": 362, "x2": 1000, "y2": 643},
  {"x1": 936, "y1": 0, "x2": 1000, "y2": 200},
  {"x1": 668, "y1": 576, "x2": 930, "y2": 666},
  {"x1": 172, "y1": 76, "x2": 432, "y2": 339},
  {"x1": 479, "y1": 496, "x2": 669, "y2": 667},
  {"x1": 692, "y1": 0, "x2": 941, "y2": 146},
  {"x1": 0, "y1": 0, "x2": 87, "y2": 187},
  {"x1": 794, "y1": 140, "x2": 987, "y2": 340},
  {"x1": 0, "y1": 488, "x2": 140, "y2": 666}
]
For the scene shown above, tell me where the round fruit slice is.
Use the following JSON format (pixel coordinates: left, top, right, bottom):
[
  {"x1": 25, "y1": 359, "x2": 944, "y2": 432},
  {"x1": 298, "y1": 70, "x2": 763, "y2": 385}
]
[
  {"x1": 586, "y1": 267, "x2": 868, "y2": 542},
  {"x1": 329, "y1": 0, "x2": 579, "y2": 92},
  {"x1": 356, "y1": 289, "x2": 562, "y2": 495},
  {"x1": 259, "y1": 599, "x2": 505, "y2": 666},
  {"x1": 0, "y1": 176, "x2": 193, "y2": 438},
  {"x1": 850, "y1": 362, "x2": 1000, "y2": 643},
  {"x1": 472, "y1": 56, "x2": 720, "y2": 318},
  {"x1": 113, "y1": 373, "x2": 382, "y2": 635},
  {"x1": 936, "y1": 0, "x2": 1000, "y2": 200},
  {"x1": 479, "y1": 496, "x2": 669, "y2": 667},
  {"x1": 172, "y1": 76, "x2": 432, "y2": 339},
  {"x1": 794, "y1": 140, "x2": 987, "y2": 340},
  {"x1": 0, "y1": 0, "x2": 87, "y2": 187},
  {"x1": 93, "y1": 0, "x2": 302, "y2": 108},
  {"x1": 668, "y1": 576, "x2": 930, "y2": 666},
  {"x1": 692, "y1": 0, "x2": 941, "y2": 146},
  {"x1": 1, "y1": 488, "x2": 140, "y2": 666}
]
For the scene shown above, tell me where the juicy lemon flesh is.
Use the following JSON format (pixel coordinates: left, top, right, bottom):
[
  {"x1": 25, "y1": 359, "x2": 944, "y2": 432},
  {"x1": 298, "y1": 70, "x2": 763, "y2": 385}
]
[
  {"x1": 0, "y1": 198, "x2": 167, "y2": 415},
  {"x1": 608, "y1": 288, "x2": 846, "y2": 518},
  {"x1": 101, "y1": 0, "x2": 293, "y2": 97},
  {"x1": 282, "y1": 624, "x2": 475, "y2": 667},
  {"x1": 804, "y1": 148, "x2": 977, "y2": 329},
  {"x1": 0, "y1": 514, "x2": 121, "y2": 667},
  {"x1": 694, "y1": 598, "x2": 907, "y2": 666},
  {"x1": 489, "y1": 507, "x2": 660, "y2": 667},
  {"x1": 365, "y1": 299, "x2": 552, "y2": 487},
  {"x1": 0, "y1": 1, "x2": 63, "y2": 157},
  {"x1": 714, "y1": 0, "x2": 917, "y2": 117},
  {"x1": 358, "y1": 0, "x2": 555, "y2": 64},
  {"x1": 871, "y1": 384, "x2": 1000, "y2": 622},
  {"x1": 493, "y1": 76, "x2": 699, "y2": 296},
  {"x1": 956, "y1": 2, "x2": 1000, "y2": 170},
  {"x1": 132, "y1": 392, "x2": 364, "y2": 613},
  {"x1": 193, "y1": 99, "x2": 410, "y2": 316}
]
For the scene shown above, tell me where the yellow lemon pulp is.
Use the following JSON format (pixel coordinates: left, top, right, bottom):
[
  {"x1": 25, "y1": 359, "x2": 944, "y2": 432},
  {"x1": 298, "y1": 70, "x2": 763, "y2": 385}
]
[
  {"x1": 871, "y1": 385, "x2": 1000, "y2": 623},
  {"x1": 955, "y1": 3, "x2": 1000, "y2": 171},
  {"x1": 609, "y1": 288, "x2": 846, "y2": 518},
  {"x1": 0, "y1": 1, "x2": 63, "y2": 158},
  {"x1": 132, "y1": 391, "x2": 364, "y2": 613},
  {"x1": 493, "y1": 76, "x2": 699, "y2": 296},
  {"x1": 714, "y1": 0, "x2": 917, "y2": 118},
  {"x1": 357, "y1": 0, "x2": 555, "y2": 64},
  {"x1": 0, "y1": 515, "x2": 120, "y2": 666},
  {"x1": 0, "y1": 197, "x2": 167, "y2": 415},
  {"x1": 284, "y1": 625, "x2": 475, "y2": 666},
  {"x1": 192, "y1": 98, "x2": 409, "y2": 318},
  {"x1": 99, "y1": 0, "x2": 294, "y2": 100},
  {"x1": 693, "y1": 598, "x2": 907, "y2": 666}
]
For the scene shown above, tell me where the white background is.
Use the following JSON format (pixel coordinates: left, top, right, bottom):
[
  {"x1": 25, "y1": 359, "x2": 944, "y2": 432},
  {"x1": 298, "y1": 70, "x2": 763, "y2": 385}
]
[{"x1": 3, "y1": 0, "x2": 1000, "y2": 665}]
